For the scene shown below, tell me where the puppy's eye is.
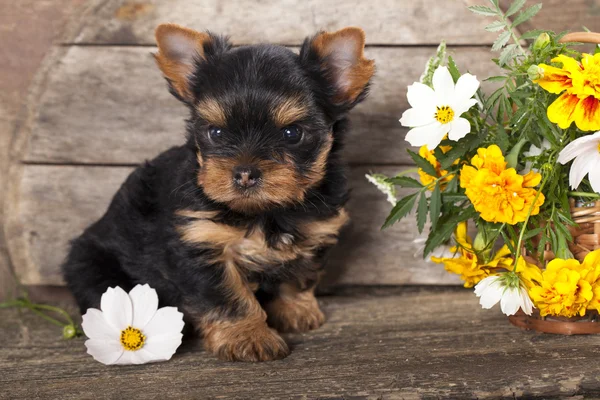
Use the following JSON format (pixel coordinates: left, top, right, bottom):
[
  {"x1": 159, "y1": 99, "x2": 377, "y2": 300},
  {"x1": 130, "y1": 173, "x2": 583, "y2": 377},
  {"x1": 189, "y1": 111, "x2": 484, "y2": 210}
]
[
  {"x1": 207, "y1": 126, "x2": 223, "y2": 141},
  {"x1": 281, "y1": 125, "x2": 303, "y2": 145}
]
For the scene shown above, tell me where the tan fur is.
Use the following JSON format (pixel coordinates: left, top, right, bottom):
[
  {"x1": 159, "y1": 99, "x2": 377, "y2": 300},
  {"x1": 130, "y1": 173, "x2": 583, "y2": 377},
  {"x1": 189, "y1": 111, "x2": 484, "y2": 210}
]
[
  {"x1": 177, "y1": 208, "x2": 349, "y2": 272},
  {"x1": 272, "y1": 97, "x2": 309, "y2": 127},
  {"x1": 311, "y1": 27, "x2": 375, "y2": 103},
  {"x1": 154, "y1": 23, "x2": 209, "y2": 100},
  {"x1": 265, "y1": 284, "x2": 325, "y2": 333},
  {"x1": 200, "y1": 315, "x2": 289, "y2": 361},
  {"x1": 197, "y1": 98, "x2": 227, "y2": 127}
]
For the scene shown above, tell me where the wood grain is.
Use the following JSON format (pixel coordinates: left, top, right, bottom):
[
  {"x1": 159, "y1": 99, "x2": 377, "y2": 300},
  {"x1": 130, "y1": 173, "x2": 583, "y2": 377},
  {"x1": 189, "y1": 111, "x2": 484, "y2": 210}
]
[
  {"x1": 6, "y1": 164, "x2": 460, "y2": 286},
  {"x1": 3, "y1": 287, "x2": 600, "y2": 399},
  {"x1": 24, "y1": 46, "x2": 500, "y2": 165},
  {"x1": 500, "y1": 0, "x2": 600, "y2": 36},
  {"x1": 65, "y1": 0, "x2": 499, "y2": 45}
]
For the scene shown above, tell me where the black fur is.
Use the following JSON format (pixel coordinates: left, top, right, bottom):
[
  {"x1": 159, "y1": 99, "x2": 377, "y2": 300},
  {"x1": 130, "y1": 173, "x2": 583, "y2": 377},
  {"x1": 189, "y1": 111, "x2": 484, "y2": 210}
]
[{"x1": 62, "y1": 29, "x2": 372, "y2": 356}]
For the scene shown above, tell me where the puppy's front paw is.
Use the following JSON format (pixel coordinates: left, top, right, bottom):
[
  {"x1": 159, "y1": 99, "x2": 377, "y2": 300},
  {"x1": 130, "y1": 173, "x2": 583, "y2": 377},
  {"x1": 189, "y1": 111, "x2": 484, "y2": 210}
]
[
  {"x1": 266, "y1": 291, "x2": 325, "y2": 333},
  {"x1": 202, "y1": 318, "x2": 289, "y2": 362}
]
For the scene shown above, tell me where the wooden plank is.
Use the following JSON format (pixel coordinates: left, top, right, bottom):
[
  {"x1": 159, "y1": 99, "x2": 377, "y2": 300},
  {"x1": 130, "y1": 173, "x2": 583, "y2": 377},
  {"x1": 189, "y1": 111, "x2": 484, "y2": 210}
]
[
  {"x1": 500, "y1": 0, "x2": 600, "y2": 35},
  {"x1": 24, "y1": 46, "x2": 500, "y2": 165},
  {"x1": 6, "y1": 164, "x2": 459, "y2": 286},
  {"x1": 3, "y1": 288, "x2": 600, "y2": 398},
  {"x1": 66, "y1": 0, "x2": 499, "y2": 45}
]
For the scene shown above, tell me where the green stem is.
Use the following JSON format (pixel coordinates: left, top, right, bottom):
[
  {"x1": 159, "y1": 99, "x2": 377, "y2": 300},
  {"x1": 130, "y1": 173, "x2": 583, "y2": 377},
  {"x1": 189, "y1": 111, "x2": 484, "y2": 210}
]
[
  {"x1": 569, "y1": 192, "x2": 600, "y2": 198},
  {"x1": 27, "y1": 306, "x2": 65, "y2": 328},
  {"x1": 32, "y1": 304, "x2": 75, "y2": 326},
  {"x1": 513, "y1": 174, "x2": 550, "y2": 270}
]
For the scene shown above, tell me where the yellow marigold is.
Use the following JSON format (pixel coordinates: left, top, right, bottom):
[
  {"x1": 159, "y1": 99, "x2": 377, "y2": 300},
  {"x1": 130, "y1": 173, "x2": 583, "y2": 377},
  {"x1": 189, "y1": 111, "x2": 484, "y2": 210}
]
[
  {"x1": 460, "y1": 145, "x2": 545, "y2": 225},
  {"x1": 534, "y1": 53, "x2": 600, "y2": 131},
  {"x1": 528, "y1": 257, "x2": 593, "y2": 317},
  {"x1": 418, "y1": 145, "x2": 454, "y2": 190},
  {"x1": 513, "y1": 256, "x2": 543, "y2": 289},
  {"x1": 431, "y1": 221, "x2": 513, "y2": 288}
]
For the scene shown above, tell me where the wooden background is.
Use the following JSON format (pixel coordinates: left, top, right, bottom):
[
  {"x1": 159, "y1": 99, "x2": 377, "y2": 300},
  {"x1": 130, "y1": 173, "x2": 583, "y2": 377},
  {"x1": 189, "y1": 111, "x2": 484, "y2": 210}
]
[{"x1": 2, "y1": 0, "x2": 599, "y2": 294}]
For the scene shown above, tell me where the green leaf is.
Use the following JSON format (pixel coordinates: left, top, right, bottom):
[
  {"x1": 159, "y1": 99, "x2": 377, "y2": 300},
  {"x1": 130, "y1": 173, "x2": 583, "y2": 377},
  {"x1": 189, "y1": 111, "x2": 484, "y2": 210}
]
[
  {"x1": 499, "y1": 43, "x2": 518, "y2": 66},
  {"x1": 492, "y1": 30, "x2": 511, "y2": 51},
  {"x1": 485, "y1": 75, "x2": 508, "y2": 82},
  {"x1": 407, "y1": 149, "x2": 437, "y2": 177},
  {"x1": 495, "y1": 125, "x2": 510, "y2": 153},
  {"x1": 441, "y1": 194, "x2": 468, "y2": 204},
  {"x1": 417, "y1": 192, "x2": 428, "y2": 234},
  {"x1": 485, "y1": 20, "x2": 506, "y2": 32},
  {"x1": 468, "y1": 5, "x2": 498, "y2": 16},
  {"x1": 522, "y1": 227, "x2": 544, "y2": 241},
  {"x1": 447, "y1": 56, "x2": 461, "y2": 82},
  {"x1": 511, "y1": 4, "x2": 542, "y2": 28},
  {"x1": 520, "y1": 29, "x2": 546, "y2": 40},
  {"x1": 423, "y1": 207, "x2": 477, "y2": 256},
  {"x1": 387, "y1": 176, "x2": 423, "y2": 188},
  {"x1": 488, "y1": 0, "x2": 500, "y2": 9},
  {"x1": 430, "y1": 183, "x2": 441, "y2": 230},
  {"x1": 382, "y1": 193, "x2": 418, "y2": 229},
  {"x1": 505, "y1": 0, "x2": 527, "y2": 17}
]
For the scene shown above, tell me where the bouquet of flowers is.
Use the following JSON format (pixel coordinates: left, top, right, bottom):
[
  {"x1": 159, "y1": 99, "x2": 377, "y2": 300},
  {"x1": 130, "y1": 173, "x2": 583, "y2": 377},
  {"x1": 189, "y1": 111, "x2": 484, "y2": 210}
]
[{"x1": 368, "y1": 0, "x2": 600, "y2": 332}]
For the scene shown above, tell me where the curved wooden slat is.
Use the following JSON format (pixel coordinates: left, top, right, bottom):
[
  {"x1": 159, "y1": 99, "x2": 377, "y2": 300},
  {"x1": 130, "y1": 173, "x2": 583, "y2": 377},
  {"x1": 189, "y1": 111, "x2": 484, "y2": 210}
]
[
  {"x1": 24, "y1": 46, "x2": 500, "y2": 165},
  {"x1": 66, "y1": 0, "x2": 499, "y2": 45},
  {"x1": 7, "y1": 164, "x2": 459, "y2": 286}
]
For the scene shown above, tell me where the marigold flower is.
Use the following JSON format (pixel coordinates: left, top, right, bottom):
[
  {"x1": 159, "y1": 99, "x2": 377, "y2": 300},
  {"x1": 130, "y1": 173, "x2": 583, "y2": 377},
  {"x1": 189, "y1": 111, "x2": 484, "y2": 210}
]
[
  {"x1": 535, "y1": 53, "x2": 600, "y2": 131},
  {"x1": 418, "y1": 145, "x2": 455, "y2": 190},
  {"x1": 528, "y1": 258, "x2": 593, "y2": 317},
  {"x1": 460, "y1": 145, "x2": 545, "y2": 225},
  {"x1": 431, "y1": 222, "x2": 513, "y2": 287}
]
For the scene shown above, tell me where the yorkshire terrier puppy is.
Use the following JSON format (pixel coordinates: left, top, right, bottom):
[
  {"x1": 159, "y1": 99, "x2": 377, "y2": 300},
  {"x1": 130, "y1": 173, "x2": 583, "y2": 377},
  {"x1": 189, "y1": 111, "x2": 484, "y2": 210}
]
[{"x1": 62, "y1": 24, "x2": 375, "y2": 361}]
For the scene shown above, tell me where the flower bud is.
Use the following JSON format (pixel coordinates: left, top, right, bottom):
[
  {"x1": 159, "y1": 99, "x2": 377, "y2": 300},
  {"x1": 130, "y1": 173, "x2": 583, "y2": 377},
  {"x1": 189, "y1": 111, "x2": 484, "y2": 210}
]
[
  {"x1": 63, "y1": 324, "x2": 77, "y2": 339},
  {"x1": 533, "y1": 33, "x2": 550, "y2": 51},
  {"x1": 527, "y1": 65, "x2": 544, "y2": 81}
]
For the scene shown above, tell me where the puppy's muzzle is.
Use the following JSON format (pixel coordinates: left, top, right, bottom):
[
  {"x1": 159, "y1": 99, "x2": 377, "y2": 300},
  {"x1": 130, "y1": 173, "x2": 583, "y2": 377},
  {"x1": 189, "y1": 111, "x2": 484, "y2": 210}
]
[{"x1": 233, "y1": 165, "x2": 262, "y2": 189}]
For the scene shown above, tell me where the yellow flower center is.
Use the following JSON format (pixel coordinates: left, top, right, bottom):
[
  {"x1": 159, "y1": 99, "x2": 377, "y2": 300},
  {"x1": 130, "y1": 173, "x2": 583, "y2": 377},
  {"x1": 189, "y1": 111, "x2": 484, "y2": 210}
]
[
  {"x1": 120, "y1": 326, "x2": 145, "y2": 351},
  {"x1": 434, "y1": 105, "x2": 455, "y2": 124}
]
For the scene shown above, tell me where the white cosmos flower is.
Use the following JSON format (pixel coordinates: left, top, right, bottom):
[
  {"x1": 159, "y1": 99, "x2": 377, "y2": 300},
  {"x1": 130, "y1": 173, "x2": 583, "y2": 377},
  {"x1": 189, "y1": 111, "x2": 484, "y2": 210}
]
[
  {"x1": 558, "y1": 131, "x2": 600, "y2": 193},
  {"x1": 474, "y1": 274, "x2": 534, "y2": 316},
  {"x1": 82, "y1": 284, "x2": 184, "y2": 365},
  {"x1": 400, "y1": 66, "x2": 480, "y2": 150}
]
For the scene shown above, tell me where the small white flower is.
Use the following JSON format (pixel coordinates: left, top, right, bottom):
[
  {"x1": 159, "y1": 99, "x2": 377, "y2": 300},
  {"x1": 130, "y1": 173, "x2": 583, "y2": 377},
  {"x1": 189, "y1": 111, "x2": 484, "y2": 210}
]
[
  {"x1": 400, "y1": 66, "x2": 480, "y2": 150},
  {"x1": 365, "y1": 173, "x2": 397, "y2": 205},
  {"x1": 474, "y1": 274, "x2": 534, "y2": 316},
  {"x1": 82, "y1": 284, "x2": 185, "y2": 365},
  {"x1": 558, "y1": 131, "x2": 600, "y2": 193},
  {"x1": 522, "y1": 139, "x2": 551, "y2": 174}
]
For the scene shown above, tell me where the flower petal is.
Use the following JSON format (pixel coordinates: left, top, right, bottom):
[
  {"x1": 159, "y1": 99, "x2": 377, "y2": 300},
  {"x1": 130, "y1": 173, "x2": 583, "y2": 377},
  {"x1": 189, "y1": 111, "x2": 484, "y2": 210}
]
[
  {"x1": 100, "y1": 286, "x2": 133, "y2": 331},
  {"x1": 399, "y1": 107, "x2": 435, "y2": 127},
  {"x1": 500, "y1": 288, "x2": 521, "y2": 316},
  {"x1": 405, "y1": 122, "x2": 448, "y2": 149},
  {"x1": 568, "y1": 148, "x2": 596, "y2": 190},
  {"x1": 588, "y1": 157, "x2": 600, "y2": 193},
  {"x1": 547, "y1": 93, "x2": 580, "y2": 129},
  {"x1": 453, "y1": 98, "x2": 479, "y2": 116},
  {"x1": 81, "y1": 308, "x2": 120, "y2": 340},
  {"x1": 143, "y1": 333, "x2": 183, "y2": 361},
  {"x1": 85, "y1": 339, "x2": 124, "y2": 365},
  {"x1": 573, "y1": 97, "x2": 600, "y2": 132},
  {"x1": 535, "y1": 64, "x2": 572, "y2": 94},
  {"x1": 143, "y1": 307, "x2": 185, "y2": 338},
  {"x1": 432, "y1": 66, "x2": 455, "y2": 104},
  {"x1": 407, "y1": 82, "x2": 436, "y2": 109},
  {"x1": 454, "y1": 73, "x2": 480, "y2": 105},
  {"x1": 129, "y1": 284, "x2": 159, "y2": 330},
  {"x1": 447, "y1": 117, "x2": 471, "y2": 141},
  {"x1": 558, "y1": 131, "x2": 600, "y2": 164},
  {"x1": 114, "y1": 349, "x2": 158, "y2": 365}
]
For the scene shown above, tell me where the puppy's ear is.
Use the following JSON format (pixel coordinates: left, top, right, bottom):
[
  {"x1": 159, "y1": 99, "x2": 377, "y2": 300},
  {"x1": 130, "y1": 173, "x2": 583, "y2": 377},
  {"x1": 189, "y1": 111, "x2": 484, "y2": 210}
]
[
  {"x1": 301, "y1": 27, "x2": 375, "y2": 106},
  {"x1": 154, "y1": 24, "x2": 227, "y2": 102}
]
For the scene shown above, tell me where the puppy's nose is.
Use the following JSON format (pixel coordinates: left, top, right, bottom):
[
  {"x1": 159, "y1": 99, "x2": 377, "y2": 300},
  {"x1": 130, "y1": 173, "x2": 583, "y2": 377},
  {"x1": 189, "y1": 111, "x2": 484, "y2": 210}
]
[{"x1": 233, "y1": 165, "x2": 261, "y2": 188}]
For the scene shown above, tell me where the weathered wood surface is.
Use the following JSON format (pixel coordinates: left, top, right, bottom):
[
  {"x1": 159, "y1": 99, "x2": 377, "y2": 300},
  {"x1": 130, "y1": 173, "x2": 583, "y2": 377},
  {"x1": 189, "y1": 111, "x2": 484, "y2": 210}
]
[
  {"x1": 7, "y1": 164, "x2": 459, "y2": 286},
  {"x1": 500, "y1": 0, "x2": 600, "y2": 35},
  {"x1": 3, "y1": 287, "x2": 600, "y2": 399},
  {"x1": 23, "y1": 46, "x2": 499, "y2": 165},
  {"x1": 64, "y1": 0, "x2": 498, "y2": 45}
]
